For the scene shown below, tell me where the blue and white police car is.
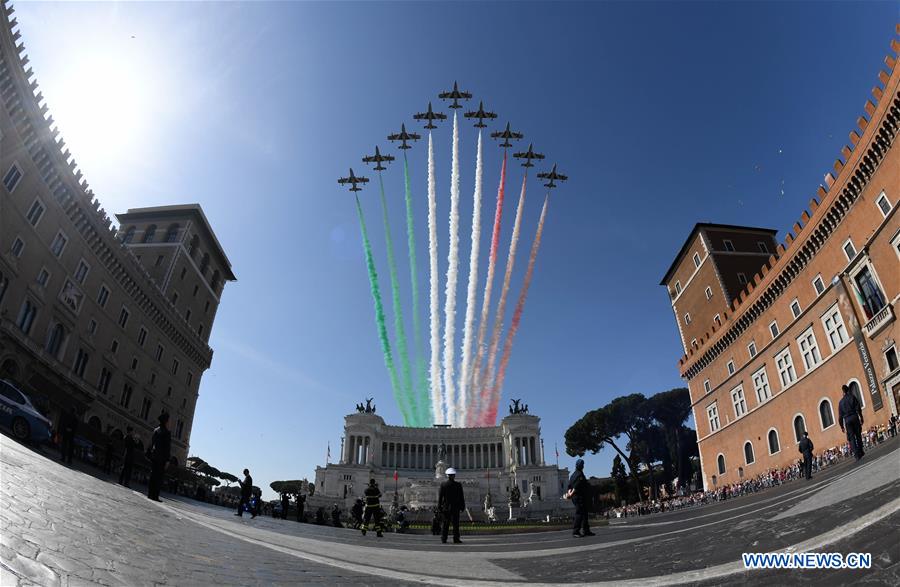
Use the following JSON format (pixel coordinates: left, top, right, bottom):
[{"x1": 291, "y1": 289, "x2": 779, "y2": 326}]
[{"x1": 0, "y1": 379, "x2": 53, "y2": 444}]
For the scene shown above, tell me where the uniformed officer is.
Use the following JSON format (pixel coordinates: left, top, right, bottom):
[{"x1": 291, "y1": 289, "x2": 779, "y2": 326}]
[
  {"x1": 797, "y1": 431, "x2": 814, "y2": 479},
  {"x1": 567, "y1": 458, "x2": 595, "y2": 537},
  {"x1": 838, "y1": 384, "x2": 865, "y2": 460},
  {"x1": 236, "y1": 468, "x2": 256, "y2": 518},
  {"x1": 438, "y1": 467, "x2": 465, "y2": 544},
  {"x1": 361, "y1": 479, "x2": 384, "y2": 537},
  {"x1": 147, "y1": 413, "x2": 171, "y2": 502}
]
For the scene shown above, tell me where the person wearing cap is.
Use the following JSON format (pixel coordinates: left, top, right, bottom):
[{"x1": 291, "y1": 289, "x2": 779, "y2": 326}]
[
  {"x1": 361, "y1": 479, "x2": 384, "y2": 537},
  {"x1": 438, "y1": 468, "x2": 465, "y2": 544},
  {"x1": 839, "y1": 384, "x2": 865, "y2": 460},
  {"x1": 147, "y1": 412, "x2": 171, "y2": 501},
  {"x1": 567, "y1": 458, "x2": 594, "y2": 538},
  {"x1": 797, "y1": 431, "x2": 814, "y2": 479}
]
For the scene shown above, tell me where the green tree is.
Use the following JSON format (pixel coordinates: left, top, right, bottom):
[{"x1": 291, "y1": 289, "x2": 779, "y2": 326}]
[{"x1": 647, "y1": 388, "x2": 693, "y2": 490}]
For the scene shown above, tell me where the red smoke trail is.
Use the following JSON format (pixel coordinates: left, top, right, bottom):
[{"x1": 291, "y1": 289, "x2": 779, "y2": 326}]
[
  {"x1": 467, "y1": 152, "x2": 507, "y2": 426},
  {"x1": 483, "y1": 194, "x2": 548, "y2": 425}
]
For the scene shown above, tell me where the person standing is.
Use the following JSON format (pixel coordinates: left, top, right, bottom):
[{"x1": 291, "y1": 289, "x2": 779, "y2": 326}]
[
  {"x1": 103, "y1": 437, "x2": 114, "y2": 474},
  {"x1": 361, "y1": 479, "x2": 384, "y2": 538},
  {"x1": 889, "y1": 414, "x2": 897, "y2": 438},
  {"x1": 147, "y1": 413, "x2": 171, "y2": 502},
  {"x1": 798, "y1": 431, "x2": 815, "y2": 480},
  {"x1": 235, "y1": 469, "x2": 256, "y2": 518},
  {"x1": 59, "y1": 408, "x2": 78, "y2": 464},
  {"x1": 839, "y1": 385, "x2": 865, "y2": 460},
  {"x1": 568, "y1": 458, "x2": 595, "y2": 538},
  {"x1": 438, "y1": 468, "x2": 465, "y2": 544},
  {"x1": 281, "y1": 492, "x2": 289, "y2": 520},
  {"x1": 296, "y1": 493, "x2": 306, "y2": 522},
  {"x1": 118, "y1": 426, "x2": 137, "y2": 487}
]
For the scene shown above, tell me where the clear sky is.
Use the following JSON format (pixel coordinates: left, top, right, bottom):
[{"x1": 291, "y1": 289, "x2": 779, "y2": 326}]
[{"x1": 14, "y1": 2, "x2": 897, "y2": 498}]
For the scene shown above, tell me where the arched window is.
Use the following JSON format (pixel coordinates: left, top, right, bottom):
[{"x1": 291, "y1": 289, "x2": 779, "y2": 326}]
[
  {"x1": 211, "y1": 270, "x2": 221, "y2": 292},
  {"x1": 768, "y1": 429, "x2": 780, "y2": 454},
  {"x1": 847, "y1": 380, "x2": 865, "y2": 409},
  {"x1": 142, "y1": 224, "x2": 157, "y2": 243},
  {"x1": 0, "y1": 269, "x2": 9, "y2": 304},
  {"x1": 738, "y1": 466, "x2": 744, "y2": 479},
  {"x1": 165, "y1": 223, "x2": 180, "y2": 243},
  {"x1": 819, "y1": 399, "x2": 835, "y2": 429},
  {"x1": 793, "y1": 414, "x2": 806, "y2": 442},
  {"x1": 711, "y1": 475, "x2": 717, "y2": 487},
  {"x1": 122, "y1": 226, "x2": 136, "y2": 244},
  {"x1": 717, "y1": 454, "x2": 726, "y2": 475},
  {"x1": 744, "y1": 441, "x2": 755, "y2": 464},
  {"x1": 188, "y1": 235, "x2": 199, "y2": 257},
  {"x1": 46, "y1": 323, "x2": 66, "y2": 358},
  {"x1": 88, "y1": 416, "x2": 101, "y2": 430},
  {"x1": 199, "y1": 253, "x2": 210, "y2": 276},
  {"x1": 17, "y1": 300, "x2": 37, "y2": 335}
]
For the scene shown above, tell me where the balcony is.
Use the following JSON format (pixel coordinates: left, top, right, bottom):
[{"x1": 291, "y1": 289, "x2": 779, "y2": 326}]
[{"x1": 863, "y1": 304, "x2": 895, "y2": 338}]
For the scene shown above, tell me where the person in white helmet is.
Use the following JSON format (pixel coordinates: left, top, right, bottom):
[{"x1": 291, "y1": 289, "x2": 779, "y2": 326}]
[{"x1": 438, "y1": 467, "x2": 465, "y2": 544}]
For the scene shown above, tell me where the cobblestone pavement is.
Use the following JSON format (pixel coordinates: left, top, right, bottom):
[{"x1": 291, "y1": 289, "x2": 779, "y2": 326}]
[{"x1": 2, "y1": 433, "x2": 898, "y2": 585}]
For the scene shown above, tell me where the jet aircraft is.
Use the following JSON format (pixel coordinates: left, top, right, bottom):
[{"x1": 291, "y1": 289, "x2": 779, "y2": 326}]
[
  {"x1": 513, "y1": 143, "x2": 545, "y2": 168},
  {"x1": 362, "y1": 146, "x2": 395, "y2": 171},
  {"x1": 387, "y1": 123, "x2": 422, "y2": 150},
  {"x1": 490, "y1": 122, "x2": 524, "y2": 148},
  {"x1": 464, "y1": 101, "x2": 498, "y2": 128},
  {"x1": 413, "y1": 102, "x2": 447, "y2": 129},
  {"x1": 337, "y1": 168, "x2": 369, "y2": 192},
  {"x1": 438, "y1": 81, "x2": 472, "y2": 109},
  {"x1": 536, "y1": 164, "x2": 568, "y2": 189}
]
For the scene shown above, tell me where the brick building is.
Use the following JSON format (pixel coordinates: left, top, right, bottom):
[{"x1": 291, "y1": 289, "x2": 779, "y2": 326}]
[
  {"x1": 662, "y1": 30, "x2": 899, "y2": 490},
  {"x1": 0, "y1": 3, "x2": 235, "y2": 463}
]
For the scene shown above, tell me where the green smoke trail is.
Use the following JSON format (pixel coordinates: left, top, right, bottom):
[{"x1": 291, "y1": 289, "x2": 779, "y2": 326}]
[
  {"x1": 355, "y1": 195, "x2": 409, "y2": 425},
  {"x1": 377, "y1": 173, "x2": 417, "y2": 425},
  {"x1": 404, "y1": 154, "x2": 432, "y2": 425}
]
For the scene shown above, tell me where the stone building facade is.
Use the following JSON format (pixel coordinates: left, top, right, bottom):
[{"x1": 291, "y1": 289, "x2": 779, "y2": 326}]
[
  {"x1": 314, "y1": 407, "x2": 571, "y2": 519},
  {"x1": 662, "y1": 31, "x2": 899, "y2": 490},
  {"x1": 0, "y1": 4, "x2": 235, "y2": 463}
]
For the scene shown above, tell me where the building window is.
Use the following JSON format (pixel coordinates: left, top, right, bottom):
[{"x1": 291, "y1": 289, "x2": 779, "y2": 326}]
[
  {"x1": 847, "y1": 380, "x2": 865, "y2": 409},
  {"x1": 819, "y1": 399, "x2": 835, "y2": 430},
  {"x1": 110, "y1": 339, "x2": 119, "y2": 354},
  {"x1": 821, "y1": 305, "x2": 849, "y2": 351},
  {"x1": 843, "y1": 239, "x2": 856, "y2": 261},
  {"x1": 748, "y1": 341, "x2": 757, "y2": 358},
  {"x1": 797, "y1": 327, "x2": 822, "y2": 371},
  {"x1": 26, "y1": 198, "x2": 45, "y2": 227},
  {"x1": 813, "y1": 275, "x2": 825, "y2": 295},
  {"x1": 87, "y1": 319, "x2": 97, "y2": 335},
  {"x1": 723, "y1": 240, "x2": 735, "y2": 252},
  {"x1": 140, "y1": 397, "x2": 153, "y2": 420},
  {"x1": 185, "y1": 309, "x2": 192, "y2": 323},
  {"x1": 74, "y1": 259, "x2": 90, "y2": 284},
  {"x1": 176, "y1": 419, "x2": 184, "y2": 439},
  {"x1": 886, "y1": 346, "x2": 899, "y2": 373},
  {"x1": 793, "y1": 414, "x2": 806, "y2": 443},
  {"x1": 166, "y1": 386, "x2": 172, "y2": 397},
  {"x1": 875, "y1": 192, "x2": 891, "y2": 216},
  {"x1": 17, "y1": 300, "x2": 38, "y2": 335},
  {"x1": 130, "y1": 357, "x2": 138, "y2": 371},
  {"x1": 198, "y1": 324, "x2": 204, "y2": 337},
  {"x1": 155, "y1": 255, "x2": 164, "y2": 267},
  {"x1": 714, "y1": 314, "x2": 722, "y2": 326},
  {"x1": 738, "y1": 272, "x2": 747, "y2": 285},
  {"x1": 188, "y1": 234, "x2": 199, "y2": 257},
  {"x1": 97, "y1": 285, "x2": 110, "y2": 308},
  {"x1": 73, "y1": 348, "x2": 89, "y2": 378},
  {"x1": 149, "y1": 372, "x2": 156, "y2": 385},
  {"x1": 165, "y1": 223, "x2": 180, "y2": 243},
  {"x1": 852, "y1": 265, "x2": 887, "y2": 321},
  {"x1": 180, "y1": 267, "x2": 187, "y2": 280},
  {"x1": 731, "y1": 385, "x2": 747, "y2": 418},
  {"x1": 122, "y1": 226, "x2": 136, "y2": 244},
  {"x1": 137, "y1": 327, "x2": 147, "y2": 347},
  {"x1": 204, "y1": 300, "x2": 210, "y2": 314},
  {"x1": 199, "y1": 253, "x2": 210, "y2": 276},
  {"x1": 118, "y1": 306, "x2": 129, "y2": 328},
  {"x1": 36, "y1": 267, "x2": 50, "y2": 288},
  {"x1": 790, "y1": 299, "x2": 801, "y2": 318},
  {"x1": 172, "y1": 292, "x2": 179, "y2": 305},
  {"x1": 717, "y1": 454, "x2": 726, "y2": 475},
  {"x1": 155, "y1": 344, "x2": 164, "y2": 361},
  {"x1": 768, "y1": 429, "x2": 780, "y2": 454},
  {"x1": 187, "y1": 371, "x2": 193, "y2": 387},
  {"x1": 674, "y1": 281, "x2": 682, "y2": 296},
  {"x1": 211, "y1": 271, "x2": 221, "y2": 293},
  {"x1": 142, "y1": 224, "x2": 157, "y2": 243},
  {"x1": 46, "y1": 323, "x2": 67, "y2": 358},
  {"x1": 707, "y1": 402, "x2": 720, "y2": 432},
  {"x1": 691, "y1": 338, "x2": 698, "y2": 348},
  {"x1": 120, "y1": 384, "x2": 133, "y2": 408},
  {"x1": 0, "y1": 271, "x2": 8, "y2": 305},
  {"x1": 172, "y1": 358, "x2": 179, "y2": 375},
  {"x1": 744, "y1": 441, "x2": 755, "y2": 465},
  {"x1": 98, "y1": 367, "x2": 112, "y2": 395},
  {"x1": 775, "y1": 347, "x2": 797, "y2": 387},
  {"x1": 3, "y1": 163, "x2": 23, "y2": 192},
  {"x1": 752, "y1": 366, "x2": 772, "y2": 403},
  {"x1": 684, "y1": 313, "x2": 691, "y2": 325},
  {"x1": 769, "y1": 320, "x2": 779, "y2": 339},
  {"x1": 49, "y1": 231, "x2": 69, "y2": 258},
  {"x1": 757, "y1": 241, "x2": 769, "y2": 254},
  {"x1": 705, "y1": 286, "x2": 713, "y2": 300},
  {"x1": 693, "y1": 252, "x2": 702, "y2": 267},
  {"x1": 10, "y1": 237, "x2": 25, "y2": 258},
  {"x1": 192, "y1": 285, "x2": 199, "y2": 297},
  {"x1": 703, "y1": 379, "x2": 711, "y2": 394},
  {"x1": 727, "y1": 359, "x2": 735, "y2": 375}
]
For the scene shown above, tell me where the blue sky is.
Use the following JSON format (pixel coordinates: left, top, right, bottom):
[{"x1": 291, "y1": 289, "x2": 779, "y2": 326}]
[{"x1": 15, "y1": 2, "x2": 897, "y2": 498}]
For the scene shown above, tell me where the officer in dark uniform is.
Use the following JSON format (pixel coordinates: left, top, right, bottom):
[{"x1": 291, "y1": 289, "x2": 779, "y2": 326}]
[
  {"x1": 296, "y1": 493, "x2": 306, "y2": 522},
  {"x1": 438, "y1": 467, "x2": 465, "y2": 544},
  {"x1": 59, "y1": 407, "x2": 78, "y2": 464},
  {"x1": 839, "y1": 384, "x2": 865, "y2": 460},
  {"x1": 797, "y1": 431, "x2": 815, "y2": 479},
  {"x1": 119, "y1": 426, "x2": 137, "y2": 487},
  {"x1": 147, "y1": 413, "x2": 171, "y2": 501},
  {"x1": 568, "y1": 458, "x2": 595, "y2": 537},
  {"x1": 361, "y1": 479, "x2": 384, "y2": 537},
  {"x1": 236, "y1": 469, "x2": 256, "y2": 518},
  {"x1": 351, "y1": 498, "x2": 364, "y2": 529},
  {"x1": 281, "y1": 492, "x2": 289, "y2": 520}
]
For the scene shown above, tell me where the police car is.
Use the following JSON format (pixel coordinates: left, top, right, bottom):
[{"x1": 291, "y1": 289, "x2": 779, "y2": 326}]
[{"x1": 0, "y1": 379, "x2": 53, "y2": 444}]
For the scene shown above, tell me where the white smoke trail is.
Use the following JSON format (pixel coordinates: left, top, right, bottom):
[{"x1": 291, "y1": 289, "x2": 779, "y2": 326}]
[
  {"x1": 427, "y1": 133, "x2": 444, "y2": 424},
  {"x1": 480, "y1": 174, "x2": 527, "y2": 401},
  {"x1": 442, "y1": 113, "x2": 461, "y2": 427},
  {"x1": 458, "y1": 131, "x2": 483, "y2": 424}
]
